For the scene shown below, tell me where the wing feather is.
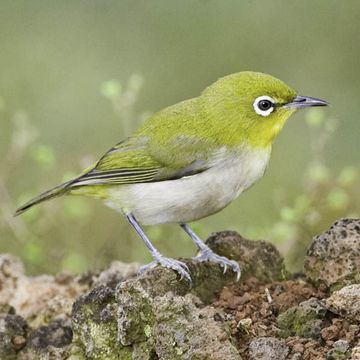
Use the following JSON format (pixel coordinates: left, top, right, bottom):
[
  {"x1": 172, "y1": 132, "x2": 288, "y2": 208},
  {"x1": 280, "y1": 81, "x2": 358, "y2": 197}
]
[
  {"x1": 71, "y1": 167, "x2": 159, "y2": 186},
  {"x1": 69, "y1": 100, "x2": 220, "y2": 188}
]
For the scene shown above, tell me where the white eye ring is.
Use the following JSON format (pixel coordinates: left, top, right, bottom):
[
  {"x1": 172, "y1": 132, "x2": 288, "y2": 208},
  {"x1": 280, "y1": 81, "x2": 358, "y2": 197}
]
[{"x1": 253, "y1": 95, "x2": 275, "y2": 117}]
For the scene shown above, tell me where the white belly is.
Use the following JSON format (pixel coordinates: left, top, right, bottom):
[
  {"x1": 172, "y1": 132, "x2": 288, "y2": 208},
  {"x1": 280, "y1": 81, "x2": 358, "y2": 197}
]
[{"x1": 106, "y1": 148, "x2": 271, "y2": 225}]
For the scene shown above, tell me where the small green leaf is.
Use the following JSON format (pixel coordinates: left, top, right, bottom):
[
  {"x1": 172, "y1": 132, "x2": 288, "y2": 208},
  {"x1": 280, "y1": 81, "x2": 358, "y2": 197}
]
[
  {"x1": 326, "y1": 188, "x2": 349, "y2": 210},
  {"x1": 307, "y1": 163, "x2": 330, "y2": 184},
  {"x1": 280, "y1": 207, "x2": 297, "y2": 223},
  {"x1": 32, "y1": 144, "x2": 56, "y2": 169},
  {"x1": 294, "y1": 195, "x2": 311, "y2": 214},
  {"x1": 101, "y1": 80, "x2": 122, "y2": 99},
  {"x1": 23, "y1": 241, "x2": 45, "y2": 265},
  {"x1": 272, "y1": 222, "x2": 293, "y2": 242},
  {"x1": 61, "y1": 252, "x2": 88, "y2": 273},
  {"x1": 337, "y1": 166, "x2": 357, "y2": 186}
]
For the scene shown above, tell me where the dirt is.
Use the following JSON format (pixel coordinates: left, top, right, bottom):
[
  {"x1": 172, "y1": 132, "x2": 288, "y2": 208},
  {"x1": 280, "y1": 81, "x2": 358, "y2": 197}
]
[{"x1": 213, "y1": 276, "x2": 359, "y2": 359}]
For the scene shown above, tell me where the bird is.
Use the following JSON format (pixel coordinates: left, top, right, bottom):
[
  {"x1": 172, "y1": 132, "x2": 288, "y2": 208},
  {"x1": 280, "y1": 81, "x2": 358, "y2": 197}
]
[{"x1": 15, "y1": 71, "x2": 328, "y2": 283}]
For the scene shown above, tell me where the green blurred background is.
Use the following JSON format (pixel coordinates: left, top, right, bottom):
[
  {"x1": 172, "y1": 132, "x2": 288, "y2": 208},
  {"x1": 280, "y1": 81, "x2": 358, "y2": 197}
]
[{"x1": 1, "y1": 1, "x2": 359, "y2": 275}]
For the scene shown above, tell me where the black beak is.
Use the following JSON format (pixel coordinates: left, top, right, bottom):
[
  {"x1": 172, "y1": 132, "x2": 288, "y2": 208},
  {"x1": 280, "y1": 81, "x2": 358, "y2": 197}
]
[{"x1": 284, "y1": 95, "x2": 329, "y2": 109}]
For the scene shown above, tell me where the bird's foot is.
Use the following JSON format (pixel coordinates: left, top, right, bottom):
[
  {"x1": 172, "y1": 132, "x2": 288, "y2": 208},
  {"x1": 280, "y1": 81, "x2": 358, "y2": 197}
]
[
  {"x1": 139, "y1": 254, "x2": 192, "y2": 283},
  {"x1": 193, "y1": 248, "x2": 241, "y2": 281}
]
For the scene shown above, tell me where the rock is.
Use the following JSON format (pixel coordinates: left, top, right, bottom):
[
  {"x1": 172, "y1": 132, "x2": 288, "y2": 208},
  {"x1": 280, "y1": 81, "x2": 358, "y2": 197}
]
[
  {"x1": 351, "y1": 346, "x2": 360, "y2": 360},
  {"x1": 321, "y1": 324, "x2": 341, "y2": 342},
  {"x1": 0, "y1": 255, "x2": 89, "y2": 328},
  {"x1": 206, "y1": 231, "x2": 288, "y2": 283},
  {"x1": 0, "y1": 300, "x2": 79, "y2": 360},
  {"x1": 0, "y1": 314, "x2": 28, "y2": 360},
  {"x1": 0, "y1": 255, "x2": 140, "y2": 359},
  {"x1": 248, "y1": 337, "x2": 289, "y2": 360},
  {"x1": 147, "y1": 293, "x2": 241, "y2": 360},
  {"x1": 326, "y1": 284, "x2": 360, "y2": 322},
  {"x1": 299, "y1": 297, "x2": 328, "y2": 317},
  {"x1": 0, "y1": 252, "x2": 138, "y2": 330},
  {"x1": 16, "y1": 318, "x2": 76, "y2": 360},
  {"x1": 304, "y1": 219, "x2": 360, "y2": 289},
  {"x1": 327, "y1": 339, "x2": 350, "y2": 359},
  {"x1": 72, "y1": 285, "x2": 125, "y2": 359},
  {"x1": 333, "y1": 340, "x2": 350, "y2": 353},
  {"x1": 290, "y1": 354, "x2": 302, "y2": 360},
  {"x1": 0, "y1": 254, "x2": 25, "y2": 306},
  {"x1": 277, "y1": 297, "x2": 327, "y2": 339},
  {"x1": 73, "y1": 263, "x2": 242, "y2": 360},
  {"x1": 2, "y1": 224, "x2": 359, "y2": 359},
  {"x1": 27, "y1": 317, "x2": 73, "y2": 350}
]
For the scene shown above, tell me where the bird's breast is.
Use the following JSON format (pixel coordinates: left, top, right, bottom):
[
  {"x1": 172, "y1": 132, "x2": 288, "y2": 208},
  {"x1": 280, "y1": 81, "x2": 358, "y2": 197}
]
[{"x1": 106, "y1": 147, "x2": 271, "y2": 225}]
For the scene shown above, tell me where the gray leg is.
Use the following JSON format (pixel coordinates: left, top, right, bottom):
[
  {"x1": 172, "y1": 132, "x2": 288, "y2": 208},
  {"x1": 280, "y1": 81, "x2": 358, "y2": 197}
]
[
  {"x1": 126, "y1": 213, "x2": 192, "y2": 283},
  {"x1": 180, "y1": 223, "x2": 241, "y2": 281}
]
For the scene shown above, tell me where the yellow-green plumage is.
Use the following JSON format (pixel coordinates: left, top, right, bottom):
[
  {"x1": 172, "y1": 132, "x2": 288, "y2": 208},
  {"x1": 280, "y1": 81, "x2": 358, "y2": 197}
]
[
  {"x1": 15, "y1": 71, "x2": 328, "y2": 282},
  {"x1": 15, "y1": 71, "x2": 326, "y2": 218}
]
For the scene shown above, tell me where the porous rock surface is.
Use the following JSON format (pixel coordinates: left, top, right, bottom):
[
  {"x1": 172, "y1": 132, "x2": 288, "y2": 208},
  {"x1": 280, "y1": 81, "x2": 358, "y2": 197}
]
[
  {"x1": 0, "y1": 220, "x2": 359, "y2": 359},
  {"x1": 326, "y1": 284, "x2": 360, "y2": 322},
  {"x1": 248, "y1": 337, "x2": 289, "y2": 360},
  {"x1": 304, "y1": 218, "x2": 360, "y2": 289}
]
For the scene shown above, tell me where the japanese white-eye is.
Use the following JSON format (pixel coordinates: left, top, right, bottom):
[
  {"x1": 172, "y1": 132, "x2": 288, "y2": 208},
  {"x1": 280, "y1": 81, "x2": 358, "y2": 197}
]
[{"x1": 16, "y1": 71, "x2": 328, "y2": 282}]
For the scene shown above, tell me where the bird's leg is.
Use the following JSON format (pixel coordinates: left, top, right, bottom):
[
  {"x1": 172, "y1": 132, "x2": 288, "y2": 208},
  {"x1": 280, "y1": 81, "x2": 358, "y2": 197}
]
[
  {"x1": 180, "y1": 223, "x2": 241, "y2": 281},
  {"x1": 125, "y1": 213, "x2": 192, "y2": 283}
]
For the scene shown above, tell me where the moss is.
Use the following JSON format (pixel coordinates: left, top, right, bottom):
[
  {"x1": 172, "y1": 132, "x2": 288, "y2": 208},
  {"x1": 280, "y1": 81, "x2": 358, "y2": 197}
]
[
  {"x1": 326, "y1": 349, "x2": 350, "y2": 360},
  {"x1": 72, "y1": 317, "x2": 133, "y2": 360},
  {"x1": 144, "y1": 324, "x2": 152, "y2": 338},
  {"x1": 72, "y1": 286, "x2": 132, "y2": 359},
  {"x1": 277, "y1": 307, "x2": 324, "y2": 339},
  {"x1": 117, "y1": 287, "x2": 156, "y2": 345}
]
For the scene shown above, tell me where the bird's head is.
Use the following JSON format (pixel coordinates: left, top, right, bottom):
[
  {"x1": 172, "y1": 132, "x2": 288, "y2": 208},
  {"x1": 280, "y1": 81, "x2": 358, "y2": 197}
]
[{"x1": 201, "y1": 71, "x2": 328, "y2": 148}]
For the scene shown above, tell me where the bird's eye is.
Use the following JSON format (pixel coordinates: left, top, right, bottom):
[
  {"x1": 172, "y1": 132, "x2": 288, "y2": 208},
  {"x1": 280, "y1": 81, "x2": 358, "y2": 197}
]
[
  {"x1": 258, "y1": 100, "x2": 272, "y2": 111},
  {"x1": 253, "y1": 96, "x2": 275, "y2": 117}
]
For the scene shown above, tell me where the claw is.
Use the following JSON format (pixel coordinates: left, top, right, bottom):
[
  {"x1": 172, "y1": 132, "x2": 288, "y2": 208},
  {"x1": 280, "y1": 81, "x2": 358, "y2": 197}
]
[
  {"x1": 179, "y1": 261, "x2": 190, "y2": 273},
  {"x1": 222, "y1": 263, "x2": 227, "y2": 274},
  {"x1": 193, "y1": 249, "x2": 241, "y2": 281},
  {"x1": 235, "y1": 266, "x2": 241, "y2": 282},
  {"x1": 139, "y1": 256, "x2": 192, "y2": 284}
]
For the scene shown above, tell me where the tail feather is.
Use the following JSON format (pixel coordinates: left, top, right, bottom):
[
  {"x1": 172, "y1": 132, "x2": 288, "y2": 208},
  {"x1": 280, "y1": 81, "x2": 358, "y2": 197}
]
[{"x1": 14, "y1": 180, "x2": 73, "y2": 216}]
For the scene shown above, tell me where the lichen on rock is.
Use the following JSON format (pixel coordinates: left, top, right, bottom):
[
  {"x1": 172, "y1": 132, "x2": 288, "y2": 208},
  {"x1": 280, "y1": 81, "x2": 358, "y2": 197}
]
[
  {"x1": 277, "y1": 297, "x2": 328, "y2": 339},
  {"x1": 0, "y1": 225, "x2": 359, "y2": 359},
  {"x1": 73, "y1": 261, "x2": 242, "y2": 359},
  {"x1": 72, "y1": 285, "x2": 132, "y2": 359},
  {"x1": 116, "y1": 277, "x2": 241, "y2": 359}
]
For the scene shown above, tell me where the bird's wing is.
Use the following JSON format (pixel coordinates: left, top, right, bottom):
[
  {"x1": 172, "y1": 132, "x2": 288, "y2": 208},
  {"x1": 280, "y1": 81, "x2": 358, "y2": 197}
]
[{"x1": 70, "y1": 135, "x2": 216, "y2": 187}]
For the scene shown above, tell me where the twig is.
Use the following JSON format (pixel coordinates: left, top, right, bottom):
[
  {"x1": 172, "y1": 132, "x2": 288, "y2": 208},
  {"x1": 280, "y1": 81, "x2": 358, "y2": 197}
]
[{"x1": 265, "y1": 287, "x2": 272, "y2": 304}]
